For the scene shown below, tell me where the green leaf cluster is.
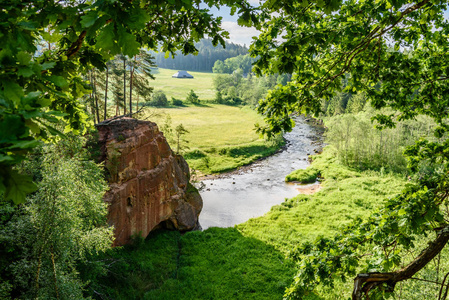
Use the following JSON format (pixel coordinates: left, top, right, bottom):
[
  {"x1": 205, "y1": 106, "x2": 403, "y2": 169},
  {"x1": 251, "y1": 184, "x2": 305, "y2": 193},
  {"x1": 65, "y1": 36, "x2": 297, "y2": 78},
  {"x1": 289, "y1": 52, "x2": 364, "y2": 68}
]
[
  {"x1": 0, "y1": 0, "x2": 259, "y2": 204},
  {"x1": 250, "y1": 0, "x2": 449, "y2": 297}
]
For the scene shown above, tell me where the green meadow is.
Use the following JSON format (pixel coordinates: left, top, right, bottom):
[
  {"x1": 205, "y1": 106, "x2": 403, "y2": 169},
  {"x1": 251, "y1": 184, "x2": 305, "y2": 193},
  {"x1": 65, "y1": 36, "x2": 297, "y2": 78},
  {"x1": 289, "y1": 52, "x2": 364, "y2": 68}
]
[
  {"x1": 150, "y1": 68, "x2": 218, "y2": 100},
  {"x1": 145, "y1": 104, "x2": 284, "y2": 174},
  {"x1": 84, "y1": 145, "x2": 440, "y2": 299}
]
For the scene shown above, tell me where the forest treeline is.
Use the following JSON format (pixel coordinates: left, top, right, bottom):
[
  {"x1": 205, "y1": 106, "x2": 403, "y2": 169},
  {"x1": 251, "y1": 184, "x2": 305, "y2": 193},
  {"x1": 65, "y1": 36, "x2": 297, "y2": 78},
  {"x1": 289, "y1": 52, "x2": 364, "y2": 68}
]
[{"x1": 152, "y1": 39, "x2": 249, "y2": 72}]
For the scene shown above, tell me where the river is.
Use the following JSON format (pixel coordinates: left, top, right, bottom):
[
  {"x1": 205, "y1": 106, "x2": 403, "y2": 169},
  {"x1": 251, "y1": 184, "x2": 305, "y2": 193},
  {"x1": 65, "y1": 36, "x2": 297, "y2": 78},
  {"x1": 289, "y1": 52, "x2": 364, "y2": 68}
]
[{"x1": 198, "y1": 116, "x2": 324, "y2": 229}]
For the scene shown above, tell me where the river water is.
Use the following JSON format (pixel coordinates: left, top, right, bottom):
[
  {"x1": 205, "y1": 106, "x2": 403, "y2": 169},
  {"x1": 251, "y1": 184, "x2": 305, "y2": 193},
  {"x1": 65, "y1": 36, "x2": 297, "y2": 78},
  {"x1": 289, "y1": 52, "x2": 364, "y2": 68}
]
[{"x1": 198, "y1": 116, "x2": 323, "y2": 229}]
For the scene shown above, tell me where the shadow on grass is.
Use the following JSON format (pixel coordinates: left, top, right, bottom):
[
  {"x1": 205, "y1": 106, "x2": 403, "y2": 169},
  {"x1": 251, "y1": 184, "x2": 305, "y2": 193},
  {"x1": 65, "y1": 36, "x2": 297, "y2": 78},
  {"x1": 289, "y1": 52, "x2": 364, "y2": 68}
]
[
  {"x1": 189, "y1": 102, "x2": 212, "y2": 108},
  {"x1": 224, "y1": 144, "x2": 276, "y2": 158},
  {"x1": 80, "y1": 227, "x2": 306, "y2": 300}
]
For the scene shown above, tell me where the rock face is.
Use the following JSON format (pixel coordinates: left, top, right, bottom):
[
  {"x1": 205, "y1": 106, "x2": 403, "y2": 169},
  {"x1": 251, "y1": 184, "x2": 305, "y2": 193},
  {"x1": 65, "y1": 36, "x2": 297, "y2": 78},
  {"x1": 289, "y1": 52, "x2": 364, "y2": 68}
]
[{"x1": 96, "y1": 118, "x2": 202, "y2": 246}]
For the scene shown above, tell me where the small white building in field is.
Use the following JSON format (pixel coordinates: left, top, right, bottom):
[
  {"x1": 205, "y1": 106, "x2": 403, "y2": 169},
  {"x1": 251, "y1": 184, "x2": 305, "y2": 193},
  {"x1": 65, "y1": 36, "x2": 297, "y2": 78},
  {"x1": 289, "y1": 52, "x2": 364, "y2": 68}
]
[{"x1": 172, "y1": 70, "x2": 194, "y2": 78}]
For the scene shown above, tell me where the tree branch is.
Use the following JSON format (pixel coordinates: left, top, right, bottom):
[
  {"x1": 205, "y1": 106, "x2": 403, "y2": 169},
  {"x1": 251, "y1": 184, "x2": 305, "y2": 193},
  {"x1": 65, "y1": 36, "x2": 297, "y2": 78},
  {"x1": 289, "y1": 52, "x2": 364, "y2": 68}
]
[
  {"x1": 66, "y1": 19, "x2": 113, "y2": 59},
  {"x1": 352, "y1": 226, "x2": 449, "y2": 300}
]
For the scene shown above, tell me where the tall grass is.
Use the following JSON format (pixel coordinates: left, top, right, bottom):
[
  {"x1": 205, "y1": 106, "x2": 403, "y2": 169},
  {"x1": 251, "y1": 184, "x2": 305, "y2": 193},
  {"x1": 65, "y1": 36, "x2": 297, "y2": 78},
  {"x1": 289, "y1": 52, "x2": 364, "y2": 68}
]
[{"x1": 324, "y1": 110, "x2": 435, "y2": 172}]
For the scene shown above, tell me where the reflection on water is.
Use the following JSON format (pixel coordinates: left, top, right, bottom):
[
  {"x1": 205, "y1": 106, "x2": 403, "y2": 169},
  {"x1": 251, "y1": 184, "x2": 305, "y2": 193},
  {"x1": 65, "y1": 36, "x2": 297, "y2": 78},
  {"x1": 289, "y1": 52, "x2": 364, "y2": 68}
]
[{"x1": 198, "y1": 116, "x2": 323, "y2": 229}]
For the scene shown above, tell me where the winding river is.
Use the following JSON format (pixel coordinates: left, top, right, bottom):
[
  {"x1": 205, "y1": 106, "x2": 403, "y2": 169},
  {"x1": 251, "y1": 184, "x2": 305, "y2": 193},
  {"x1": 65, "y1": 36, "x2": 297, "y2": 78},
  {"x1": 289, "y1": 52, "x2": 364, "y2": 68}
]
[{"x1": 198, "y1": 116, "x2": 324, "y2": 229}]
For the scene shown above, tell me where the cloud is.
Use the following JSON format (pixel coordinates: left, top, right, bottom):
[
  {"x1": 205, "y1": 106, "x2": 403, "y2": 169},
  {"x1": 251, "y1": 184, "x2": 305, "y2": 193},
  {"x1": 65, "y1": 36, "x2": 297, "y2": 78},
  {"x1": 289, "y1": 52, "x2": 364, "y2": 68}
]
[{"x1": 222, "y1": 21, "x2": 260, "y2": 46}]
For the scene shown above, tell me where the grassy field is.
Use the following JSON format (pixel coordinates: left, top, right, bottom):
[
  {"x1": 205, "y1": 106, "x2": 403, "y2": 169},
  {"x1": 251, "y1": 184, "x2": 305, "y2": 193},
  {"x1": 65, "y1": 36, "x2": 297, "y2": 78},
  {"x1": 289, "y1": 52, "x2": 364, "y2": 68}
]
[
  {"x1": 150, "y1": 68, "x2": 218, "y2": 100},
  {"x1": 144, "y1": 104, "x2": 284, "y2": 174},
  {"x1": 81, "y1": 146, "x2": 421, "y2": 300}
]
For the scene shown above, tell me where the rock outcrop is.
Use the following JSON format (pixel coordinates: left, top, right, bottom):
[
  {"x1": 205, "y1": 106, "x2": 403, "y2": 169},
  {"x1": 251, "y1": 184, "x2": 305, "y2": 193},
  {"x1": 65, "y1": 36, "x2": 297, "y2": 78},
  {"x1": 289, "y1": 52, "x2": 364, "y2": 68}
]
[{"x1": 96, "y1": 118, "x2": 202, "y2": 246}]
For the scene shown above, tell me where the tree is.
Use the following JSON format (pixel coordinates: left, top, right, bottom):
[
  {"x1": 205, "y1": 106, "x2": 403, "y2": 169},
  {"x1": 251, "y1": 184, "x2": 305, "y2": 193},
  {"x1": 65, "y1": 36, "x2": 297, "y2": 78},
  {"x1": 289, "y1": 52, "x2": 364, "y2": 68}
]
[
  {"x1": 149, "y1": 90, "x2": 168, "y2": 107},
  {"x1": 174, "y1": 124, "x2": 190, "y2": 154},
  {"x1": 131, "y1": 50, "x2": 156, "y2": 111},
  {"x1": 186, "y1": 89, "x2": 200, "y2": 104},
  {"x1": 0, "y1": 0, "x2": 258, "y2": 204},
  {"x1": 251, "y1": 0, "x2": 449, "y2": 299},
  {"x1": 0, "y1": 136, "x2": 113, "y2": 298}
]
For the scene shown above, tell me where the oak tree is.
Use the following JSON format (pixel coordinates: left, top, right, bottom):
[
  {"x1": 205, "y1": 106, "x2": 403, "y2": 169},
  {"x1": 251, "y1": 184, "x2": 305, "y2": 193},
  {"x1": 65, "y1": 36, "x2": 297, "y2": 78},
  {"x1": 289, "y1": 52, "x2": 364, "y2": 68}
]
[{"x1": 251, "y1": 0, "x2": 449, "y2": 298}]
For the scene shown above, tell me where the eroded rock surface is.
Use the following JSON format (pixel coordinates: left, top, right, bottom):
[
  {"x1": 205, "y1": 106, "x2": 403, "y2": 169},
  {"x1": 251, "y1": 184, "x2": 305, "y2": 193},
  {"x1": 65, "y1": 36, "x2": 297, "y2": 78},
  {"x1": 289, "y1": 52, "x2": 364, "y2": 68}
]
[{"x1": 96, "y1": 118, "x2": 202, "y2": 246}]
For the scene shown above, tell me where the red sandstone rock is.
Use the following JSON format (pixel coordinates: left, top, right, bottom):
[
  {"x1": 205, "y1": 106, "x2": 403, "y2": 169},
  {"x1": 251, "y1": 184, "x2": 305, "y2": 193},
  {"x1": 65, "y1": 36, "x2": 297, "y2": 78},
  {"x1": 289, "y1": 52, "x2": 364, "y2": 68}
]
[{"x1": 96, "y1": 118, "x2": 202, "y2": 246}]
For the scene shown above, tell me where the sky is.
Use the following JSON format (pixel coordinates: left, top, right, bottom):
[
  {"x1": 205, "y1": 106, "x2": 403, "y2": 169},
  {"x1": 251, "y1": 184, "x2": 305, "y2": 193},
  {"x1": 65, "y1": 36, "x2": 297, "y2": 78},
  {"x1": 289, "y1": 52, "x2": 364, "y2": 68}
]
[{"x1": 207, "y1": 2, "x2": 260, "y2": 46}]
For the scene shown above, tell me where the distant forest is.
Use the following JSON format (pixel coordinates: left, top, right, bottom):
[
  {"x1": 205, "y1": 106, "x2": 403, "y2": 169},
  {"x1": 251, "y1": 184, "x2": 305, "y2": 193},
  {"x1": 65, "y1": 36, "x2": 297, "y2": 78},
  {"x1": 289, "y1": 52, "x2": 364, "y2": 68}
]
[{"x1": 152, "y1": 39, "x2": 248, "y2": 72}]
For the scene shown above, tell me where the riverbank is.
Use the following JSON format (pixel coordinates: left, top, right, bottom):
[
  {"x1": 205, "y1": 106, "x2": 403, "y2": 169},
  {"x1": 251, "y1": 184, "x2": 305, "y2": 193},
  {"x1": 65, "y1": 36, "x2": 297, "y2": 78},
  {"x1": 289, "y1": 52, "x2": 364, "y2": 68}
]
[
  {"x1": 198, "y1": 117, "x2": 325, "y2": 229},
  {"x1": 144, "y1": 104, "x2": 288, "y2": 175},
  {"x1": 195, "y1": 115, "x2": 325, "y2": 181},
  {"x1": 81, "y1": 143, "x2": 407, "y2": 299}
]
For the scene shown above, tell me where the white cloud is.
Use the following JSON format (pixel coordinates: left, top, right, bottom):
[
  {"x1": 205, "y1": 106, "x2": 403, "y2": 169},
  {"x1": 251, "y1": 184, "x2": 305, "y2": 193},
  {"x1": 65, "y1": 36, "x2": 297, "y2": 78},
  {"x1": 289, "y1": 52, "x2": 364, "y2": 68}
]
[{"x1": 222, "y1": 21, "x2": 260, "y2": 46}]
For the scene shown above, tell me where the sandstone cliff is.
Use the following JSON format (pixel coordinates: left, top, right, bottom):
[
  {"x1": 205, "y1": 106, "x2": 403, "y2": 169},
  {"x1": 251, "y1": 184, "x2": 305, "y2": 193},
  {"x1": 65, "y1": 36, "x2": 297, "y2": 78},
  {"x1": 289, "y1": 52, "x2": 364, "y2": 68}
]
[{"x1": 96, "y1": 118, "x2": 202, "y2": 246}]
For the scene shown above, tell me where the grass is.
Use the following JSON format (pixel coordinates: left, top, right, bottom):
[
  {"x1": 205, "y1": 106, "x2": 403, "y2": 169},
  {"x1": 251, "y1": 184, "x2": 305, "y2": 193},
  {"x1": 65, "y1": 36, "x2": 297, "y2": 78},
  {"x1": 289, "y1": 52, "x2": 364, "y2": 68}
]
[
  {"x1": 82, "y1": 228, "x2": 294, "y2": 300},
  {"x1": 285, "y1": 167, "x2": 320, "y2": 183},
  {"x1": 82, "y1": 145, "x2": 413, "y2": 300},
  {"x1": 237, "y1": 146, "x2": 407, "y2": 254},
  {"x1": 150, "y1": 68, "x2": 219, "y2": 100},
  {"x1": 145, "y1": 104, "x2": 284, "y2": 174}
]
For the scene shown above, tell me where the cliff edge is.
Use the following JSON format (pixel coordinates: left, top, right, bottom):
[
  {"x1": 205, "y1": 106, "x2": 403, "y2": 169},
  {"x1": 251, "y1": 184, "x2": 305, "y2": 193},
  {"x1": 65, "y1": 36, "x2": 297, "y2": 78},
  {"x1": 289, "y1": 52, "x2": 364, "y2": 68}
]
[{"x1": 96, "y1": 118, "x2": 202, "y2": 246}]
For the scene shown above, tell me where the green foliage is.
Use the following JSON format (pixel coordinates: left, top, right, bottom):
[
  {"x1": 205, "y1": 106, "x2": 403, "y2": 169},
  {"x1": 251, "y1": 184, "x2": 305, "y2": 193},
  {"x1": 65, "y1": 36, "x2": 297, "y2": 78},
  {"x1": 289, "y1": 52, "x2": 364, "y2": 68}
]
[
  {"x1": 186, "y1": 89, "x2": 200, "y2": 104},
  {"x1": 0, "y1": 136, "x2": 113, "y2": 299},
  {"x1": 285, "y1": 167, "x2": 319, "y2": 183},
  {"x1": 215, "y1": 90, "x2": 225, "y2": 104},
  {"x1": 171, "y1": 97, "x2": 184, "y2": 106},
  {"x1": 213, "y1": 72, "x2": 286, "y2": 106},
  {"x1": 0, "y1": 0, "x2": 259, "y2": 204},
  {"x1": 212, "y1": 54, "x2": 256, "y2": 74},
  {"x1": 149, "y1": 90, "x2": 168, "y2": 107},
  {"x1": 325, "y1": 111, "x2": 436, "y2": 173},
  {"x1": 251, "y1": 0, "x2": 449, "y2": 297}
]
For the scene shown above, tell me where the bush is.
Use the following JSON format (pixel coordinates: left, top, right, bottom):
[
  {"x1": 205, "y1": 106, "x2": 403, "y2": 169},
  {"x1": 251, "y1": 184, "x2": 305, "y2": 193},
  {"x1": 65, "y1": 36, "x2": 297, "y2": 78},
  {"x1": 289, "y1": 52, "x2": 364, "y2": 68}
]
[
  {"x1": 184, "y1": 149, "x2": 207, "y2": 159},
  {"x1": 285, "y1": 167, "x2": 320, "y2": 183},
  {"x1": 186, "y1": 89, "x2": 200, "y2": 104},
  {"x1": 171, "y1": 97, "x2": 183, "y2": 106},
  {"x1": 148, "y1": 90, "x2": 168, "y2": 107}
]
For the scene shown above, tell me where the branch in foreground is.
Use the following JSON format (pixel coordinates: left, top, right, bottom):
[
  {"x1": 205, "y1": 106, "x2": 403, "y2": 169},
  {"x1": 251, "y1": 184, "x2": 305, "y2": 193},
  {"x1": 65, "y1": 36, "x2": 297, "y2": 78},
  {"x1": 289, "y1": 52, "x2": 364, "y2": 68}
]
[{"x1": 352, "y1": 226, "x2": 449, "y2": 300}]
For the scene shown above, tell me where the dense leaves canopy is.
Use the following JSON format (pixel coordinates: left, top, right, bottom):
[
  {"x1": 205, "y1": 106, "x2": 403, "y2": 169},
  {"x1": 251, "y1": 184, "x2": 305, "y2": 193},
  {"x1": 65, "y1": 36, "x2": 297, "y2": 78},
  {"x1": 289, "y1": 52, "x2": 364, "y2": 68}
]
[
  {"x1": 252, "y1": 0, "x2": 449, "y2": 136},
  {"x1": 0, "y1": 0, "x2": 258, "y2": 204},
  {"x1": 251, "y1": 0, "x2": 449, "y2": 299}
]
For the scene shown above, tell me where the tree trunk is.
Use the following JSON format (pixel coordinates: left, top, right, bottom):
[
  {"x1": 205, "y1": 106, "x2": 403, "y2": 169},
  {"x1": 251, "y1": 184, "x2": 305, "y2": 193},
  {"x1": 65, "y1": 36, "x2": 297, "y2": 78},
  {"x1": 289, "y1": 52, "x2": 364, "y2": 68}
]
[
  {"x1": 104, "y1": 65, "x2": 109, "y2": 121},
  {"x1": 129, "y1": 64, "x2": 134, "y2": 115},
  {"x1": 123, "y1": 57, "x2": 127, "y2": 115},
  {"x1": 352, "y1": 226, "x2": 449, "y2": 300},
  {"x1": 89, "y1": 71, "x2": 96, "y2": 125},
  {"x1": 93, "y1": 70, "x2": 100, "y2": 124}
]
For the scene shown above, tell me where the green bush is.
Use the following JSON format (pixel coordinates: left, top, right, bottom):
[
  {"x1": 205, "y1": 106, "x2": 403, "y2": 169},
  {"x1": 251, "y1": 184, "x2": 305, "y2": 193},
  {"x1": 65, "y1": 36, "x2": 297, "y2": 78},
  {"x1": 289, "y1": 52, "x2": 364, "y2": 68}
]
[
  {"x1": 186, "y1": 89, "x2": 200, "y2": 104},
  {"x1": 171, "y1": 97, "x2": 183, "y2": 106},
  {"x1": 184, "y1": 149, "x2": 207, "y2": 159},
  {"x1": 324, "y1": 111, "x2": 436, "y2": 172},
  {"x1": 285, "y1": 167, "x2": 320, "y2": 183},
  {"x1": 148, "y1": 90, "x2": 168, "y2": 107}
]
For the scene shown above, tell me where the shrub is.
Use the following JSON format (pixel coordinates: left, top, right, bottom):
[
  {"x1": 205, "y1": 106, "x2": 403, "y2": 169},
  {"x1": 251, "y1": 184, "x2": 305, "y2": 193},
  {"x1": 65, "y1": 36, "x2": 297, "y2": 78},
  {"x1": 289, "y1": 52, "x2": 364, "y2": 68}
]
[
  {"x1": 171, "y1": 97, "x2": 183, "y2": 106},
  {"x1": 184, "y1": 149, "x2": 207, "y2": 159},
  {"x1": 148, "y1": 90, "x2": 168, "y2": 107},
  {"x1": 186, "y1": 89, "x2": 200, "y2": 104}
]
